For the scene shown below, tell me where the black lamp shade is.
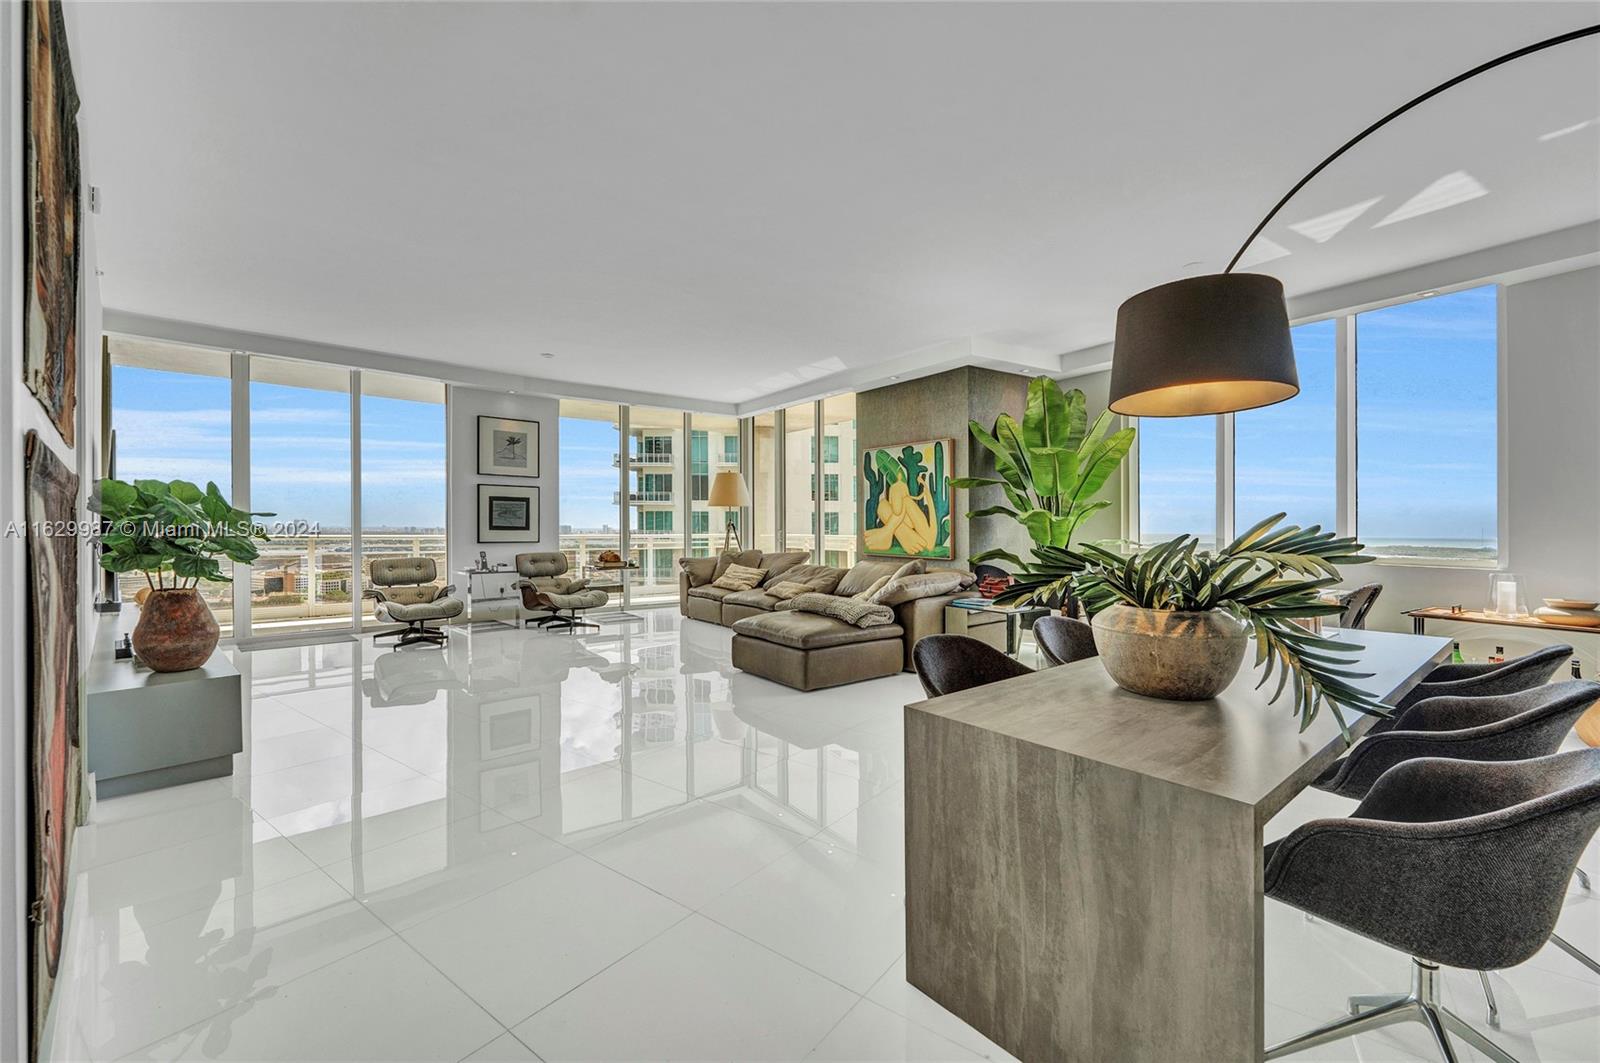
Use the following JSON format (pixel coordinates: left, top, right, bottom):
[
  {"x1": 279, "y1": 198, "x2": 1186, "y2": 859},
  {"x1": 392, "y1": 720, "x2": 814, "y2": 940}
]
[{"x1": 1108, "y1": 273, "x2": 1298, "y2": 417}]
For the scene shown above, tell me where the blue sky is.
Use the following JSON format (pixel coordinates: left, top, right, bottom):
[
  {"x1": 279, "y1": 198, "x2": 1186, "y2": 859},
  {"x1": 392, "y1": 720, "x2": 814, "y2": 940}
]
[
  {"x1": 559, "y1": 415, "x2": 621, "y2": 531},
  {"x1": 1140, "y1": 285, "x2": 1497, "y2": 546},
  {"x1": 112, "y1": 368, "x2": 446, "y2": 530}
]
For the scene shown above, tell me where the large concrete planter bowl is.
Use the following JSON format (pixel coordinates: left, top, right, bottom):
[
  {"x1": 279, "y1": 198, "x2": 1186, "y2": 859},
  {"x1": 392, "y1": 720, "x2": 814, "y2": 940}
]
[
  {"x1": 133, "y1": 588, "x2": 220, "y2": 672},
  {"x1": 1090, "y1": 604, "x2": 1249, "y2": 700}
]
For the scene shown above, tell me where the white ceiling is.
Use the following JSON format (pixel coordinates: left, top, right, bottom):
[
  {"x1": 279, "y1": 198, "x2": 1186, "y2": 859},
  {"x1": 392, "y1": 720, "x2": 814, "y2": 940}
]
[{"x1": 68, "y1": 1, "x2": 1600, "y2": 410}]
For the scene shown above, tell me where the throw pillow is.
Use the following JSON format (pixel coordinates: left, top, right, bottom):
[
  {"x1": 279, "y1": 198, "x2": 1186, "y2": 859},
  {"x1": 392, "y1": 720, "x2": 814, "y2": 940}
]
[
  {"x1": 870, "y1": 569, "x2": 971, "y2": 606},
  {"x1": 678, "y1": 555, "x2": 718, "y2": 588},
  {"x1": 764, "y1": 580, "x2": 813, "y2": 600},
  {"x1": 759, "y1": 550, "x2": 811, "y2": 583},
  {"x1": 713, "y1": 549, "x2": 762, "y2": 582},
  {"x1": 851, "y1": 573, "x2": 894, "y2": 601},
  {"x1": 712, "y1": 563, "x2": 768, "y2": 592},
  {"x1": 835, "y1": 558, "x2": 904, "y2": 597},
  {"x1": 765, "y1": 563, "x2": 845, "y2": 595},
  {"x1": 892, "y1": 559, "x2": 926, "y2": 579}
]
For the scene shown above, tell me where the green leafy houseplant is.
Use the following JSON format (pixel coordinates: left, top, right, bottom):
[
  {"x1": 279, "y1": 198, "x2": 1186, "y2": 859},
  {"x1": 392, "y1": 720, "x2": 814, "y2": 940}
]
[
  {"x1": 995, "y1": 514, "x2": 1385, "y2": 738},
  {"x1": 952, "y1": 377, "x2": 1136, "y2": 561},
  {"x1": 96, "y1": 478, "x2": 272, "y2": 589}
]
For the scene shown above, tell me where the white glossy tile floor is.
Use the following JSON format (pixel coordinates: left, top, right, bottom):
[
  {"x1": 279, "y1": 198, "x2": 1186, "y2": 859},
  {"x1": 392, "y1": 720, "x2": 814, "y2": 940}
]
[{"x1": 46, "y1": 611, "x2": 1600, "y2": 1062}]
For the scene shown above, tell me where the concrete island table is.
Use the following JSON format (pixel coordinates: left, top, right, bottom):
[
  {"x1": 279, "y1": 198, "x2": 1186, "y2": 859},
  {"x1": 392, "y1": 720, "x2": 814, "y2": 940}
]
[{"x1": 904, "y1": 628, "x2": 1450, "y2": 1062}]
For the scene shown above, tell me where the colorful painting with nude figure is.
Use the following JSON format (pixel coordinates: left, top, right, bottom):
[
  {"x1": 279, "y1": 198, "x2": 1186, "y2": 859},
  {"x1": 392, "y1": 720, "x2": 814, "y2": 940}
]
[{"x1": 861, "y1": 439, "x2": 953, "y2": 560}]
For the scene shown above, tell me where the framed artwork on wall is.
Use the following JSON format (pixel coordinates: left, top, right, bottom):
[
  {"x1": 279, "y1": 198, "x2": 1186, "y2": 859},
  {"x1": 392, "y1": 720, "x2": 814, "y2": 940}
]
[
  {"x1": 861, "y1": 438, "x2": 954, "y2": 560},
  {"x1": 478, "y1": 415, "x2": 539, "y2": 478},
  {"x1": 24, "y1": 0, "x2": 82, "y2": 448},
  {"x1": 24, "y1": 430, "x2": 82, "y2": 1053},
  {"x1": 478, "y1": 484, "x2": 540, "y2": 542}
]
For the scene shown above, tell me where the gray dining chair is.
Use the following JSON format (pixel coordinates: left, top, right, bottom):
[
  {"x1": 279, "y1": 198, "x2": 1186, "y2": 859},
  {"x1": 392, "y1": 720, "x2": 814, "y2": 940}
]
[
  {"x1": 913, "y1": 634, "x2": 1033, "y2": 699},
  {"x1": 1383, "y1": 643, "x2": 1572, "y2": 722},
  {"x1": 1031, "y1": 615, "x2": 1098, "y2": 667},
  {"x1": 1311, "y1": 679, "x2": 1600, "y2": 1024},
  {"x1": 1334, "y1": 583, "x2": 1382, "y2": 630},
  {"x1": 1314, "y1": 681, "x2": 1600, "y2": 800},
  {"x1": 1264, "y1": 748, "x2": 1600, "y2": 1062}
]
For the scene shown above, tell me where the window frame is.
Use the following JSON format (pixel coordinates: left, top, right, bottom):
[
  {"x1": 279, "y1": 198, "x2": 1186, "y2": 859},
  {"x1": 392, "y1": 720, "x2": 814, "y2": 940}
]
[{"x1": 1127, "y1": 284, "x2": 1505, "y2": 570}]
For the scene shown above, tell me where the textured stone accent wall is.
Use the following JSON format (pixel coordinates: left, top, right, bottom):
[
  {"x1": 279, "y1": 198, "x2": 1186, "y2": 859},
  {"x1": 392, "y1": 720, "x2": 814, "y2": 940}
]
[{"x1": 856, "y1": 367, "x2": 1030, "y2": 567}]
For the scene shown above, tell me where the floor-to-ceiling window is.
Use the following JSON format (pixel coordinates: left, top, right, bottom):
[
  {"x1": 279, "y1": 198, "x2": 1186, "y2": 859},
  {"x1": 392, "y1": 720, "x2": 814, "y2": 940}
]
[
  {"x1": 783, "y1": 403, "x2": 818, "y2": 559},
  {"x1": 359, "y1": 372, "x2": 447, "y2": 629},
  {"x1": 627, "y1": 406, "x2": 687, "y2": 604},
  {"x1": 249, "y1": 358, "x2": 353, "y2": 632},
  {"x1": 558, "y1": 399, "x2": 622, "y2": 576},
  {"x1": 106, "y1": 337, "x2": 236, "y2": 633},
  {"x1": 821, "y1": 394, "x2": 857, "y2": 568},
  {"x1": 107, "y1": 334, "x2": 452, "y2": 639},
  {"x1": 691, "y1": 412, "x2": 742, "y2": 556}
]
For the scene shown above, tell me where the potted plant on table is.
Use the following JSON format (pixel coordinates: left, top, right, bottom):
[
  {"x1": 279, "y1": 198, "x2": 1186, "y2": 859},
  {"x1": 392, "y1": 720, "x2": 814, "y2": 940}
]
[
  {"x1": 951, "y1": 377, "x2": 1135, "y2": 611},
  {"x1": 994, "y1": 514, "x2": 1384, "y2": 739},
  {"x1": 95, "y1": 478, "x2": 271, "y2": 672}
]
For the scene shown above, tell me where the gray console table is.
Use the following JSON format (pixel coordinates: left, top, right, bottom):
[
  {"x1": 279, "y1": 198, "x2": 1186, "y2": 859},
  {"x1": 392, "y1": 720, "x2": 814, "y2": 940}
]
[{"x1": 86, "y1": 608, "x2": 243, "y2": 799}]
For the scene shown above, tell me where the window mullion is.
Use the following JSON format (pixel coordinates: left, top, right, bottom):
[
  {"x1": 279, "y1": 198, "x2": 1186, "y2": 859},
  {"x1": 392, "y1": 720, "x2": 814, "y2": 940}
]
[
  {"x1": 1335, "y1": 314, "x2": 1356, "y2": 540},
  {"x1": 1216, "y1": 413, "x2": 1234, "y2": 548}
]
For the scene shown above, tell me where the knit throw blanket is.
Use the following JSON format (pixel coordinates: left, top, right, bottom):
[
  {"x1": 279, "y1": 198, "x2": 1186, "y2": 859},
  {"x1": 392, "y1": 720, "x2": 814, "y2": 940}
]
[{"x1": 780, "y1": 592, "x2": 897, "y2": 628}]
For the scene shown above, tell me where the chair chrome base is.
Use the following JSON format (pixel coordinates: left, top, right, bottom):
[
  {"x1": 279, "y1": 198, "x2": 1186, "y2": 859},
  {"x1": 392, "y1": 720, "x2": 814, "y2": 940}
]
[
  {"x1": 374, "y1": 622, "x2": 448, "y2": 648},
  {"x1": 1267, "y1": 960, "x2": 1516, "y2": 1063}
]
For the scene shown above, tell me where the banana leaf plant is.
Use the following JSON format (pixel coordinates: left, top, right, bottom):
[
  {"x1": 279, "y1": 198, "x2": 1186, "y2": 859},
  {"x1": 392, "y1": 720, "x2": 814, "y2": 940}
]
[
  {"x1": 991, "y1": 514, "x2": 1385, "y2": 740},
  {"x1": 951, "y1": 377, "x2": 1135, "y2": 561},
  {"x1": 94, "y1": 478, "x2": 273, "y2": 590}
]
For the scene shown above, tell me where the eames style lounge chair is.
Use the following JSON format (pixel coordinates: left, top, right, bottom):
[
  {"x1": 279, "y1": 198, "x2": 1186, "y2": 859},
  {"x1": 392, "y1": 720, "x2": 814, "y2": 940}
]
[
  {"x1": 913, "y1": 634, "x2": 1033, "y2": 699},
  {"x1": 1264, "y1": 749, "x2": 1600, "y2": 1062},
  {"x1": 366, "y1": 557, "x2": 463, "y2": 647},
  {"x1": 515, "y1": 551, "x2": 609, "y2": 633},
  {"x1": 1031, "y1": 615, "x2": 1098, "y2": 667},
  {"x1": 1382, "y1": 643, "x2": 1573, "y2": 723}
]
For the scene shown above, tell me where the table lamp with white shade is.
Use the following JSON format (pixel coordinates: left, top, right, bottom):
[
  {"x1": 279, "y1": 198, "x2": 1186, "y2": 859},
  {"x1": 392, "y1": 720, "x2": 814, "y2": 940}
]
[{"x1": 708, "y1": 471, "x2": 751, "y2": 553}]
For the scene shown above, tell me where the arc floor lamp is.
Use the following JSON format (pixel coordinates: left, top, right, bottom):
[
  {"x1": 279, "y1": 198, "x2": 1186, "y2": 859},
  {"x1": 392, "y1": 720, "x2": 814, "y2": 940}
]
[{"x1": 1108, "y1": 23, "x2": 1600, "y2": 419}]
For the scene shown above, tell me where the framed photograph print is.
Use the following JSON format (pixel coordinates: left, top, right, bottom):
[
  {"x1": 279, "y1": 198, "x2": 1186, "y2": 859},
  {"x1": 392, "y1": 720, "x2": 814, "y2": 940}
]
[
  {"x1": 478, "y1": 415, "x2": 540, "y2": 477},
  {"x1": 478, "y1": 484, "x2": 540, "y2": 543}
]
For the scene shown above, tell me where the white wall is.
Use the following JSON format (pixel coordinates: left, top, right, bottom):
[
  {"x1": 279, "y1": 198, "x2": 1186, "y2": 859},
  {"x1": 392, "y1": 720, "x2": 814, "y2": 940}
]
[
  {"x1": 3, "y1": 1, "x2": 105, "y2": 1052},
  {"x1": 445, "y1": 387, "x2": 560, "y2": 620}
]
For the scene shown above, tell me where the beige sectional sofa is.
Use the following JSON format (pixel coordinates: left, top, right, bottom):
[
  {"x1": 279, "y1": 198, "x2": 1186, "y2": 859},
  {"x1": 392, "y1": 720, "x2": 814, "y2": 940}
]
[{"x1": 679, "y1": 550, "x2": 999, "y2": 691}]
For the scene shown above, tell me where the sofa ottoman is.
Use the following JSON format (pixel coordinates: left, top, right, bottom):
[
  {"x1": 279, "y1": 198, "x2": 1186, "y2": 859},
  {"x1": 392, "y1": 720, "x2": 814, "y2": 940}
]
[{"x1": 731, "y1": 611, "x2": 905, "y2": 692}]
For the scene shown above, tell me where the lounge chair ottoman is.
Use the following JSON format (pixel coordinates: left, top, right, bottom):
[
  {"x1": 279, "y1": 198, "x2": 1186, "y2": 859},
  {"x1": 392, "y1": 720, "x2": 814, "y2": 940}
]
[{"x1": 731, "y1": 611, "x2": 905, "y2": 691}]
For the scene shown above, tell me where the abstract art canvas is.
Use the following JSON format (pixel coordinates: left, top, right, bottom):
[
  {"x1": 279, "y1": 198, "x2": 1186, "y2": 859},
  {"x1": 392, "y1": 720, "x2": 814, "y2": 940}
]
[
  {"x1": 861, "y1": 439, "x2": 954, "y2": 559},
  {"x1": 478, "y1": 415, "x2": 539, "y2": 477},
  {"x1": 24, "y1": 0, "x2": 81, "y2": 448},
  {"x1": 24, "y1": 431, "x2": 82, "y2": 1053}
]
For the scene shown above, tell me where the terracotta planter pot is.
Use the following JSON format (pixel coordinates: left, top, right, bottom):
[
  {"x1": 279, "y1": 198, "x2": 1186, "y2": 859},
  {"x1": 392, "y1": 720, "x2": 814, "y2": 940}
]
[
  {"x1": 1090, "y1": 604, "x2": 1248, "y2": 701},
  {"x1": 133, "y1": 588, "x2": 220, "y2": 673}
]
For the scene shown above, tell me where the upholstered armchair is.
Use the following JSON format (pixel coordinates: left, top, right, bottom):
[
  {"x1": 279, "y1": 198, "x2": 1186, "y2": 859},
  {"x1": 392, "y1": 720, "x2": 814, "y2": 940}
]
[
  {"x1": 515, "y1": 552, "x2": 609, "y2": 632},
  {"x1": 365, "y1": 557, "x2": 463, "y2": 647},
  {"x1": 1264, "y1": 749, "x2": 1600, "y2": 1062}
]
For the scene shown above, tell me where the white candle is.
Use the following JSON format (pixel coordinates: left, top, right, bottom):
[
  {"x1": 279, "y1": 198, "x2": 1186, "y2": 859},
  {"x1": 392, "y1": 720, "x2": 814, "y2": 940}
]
[{"x1": 1496, "y1": 582, "x2": 1517, "y2": 616}]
